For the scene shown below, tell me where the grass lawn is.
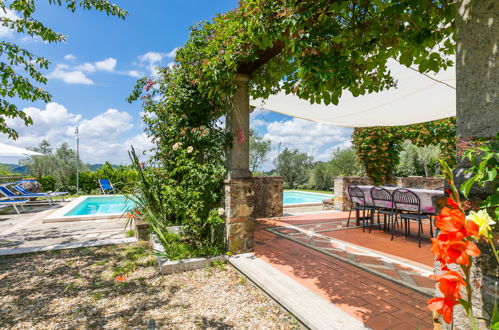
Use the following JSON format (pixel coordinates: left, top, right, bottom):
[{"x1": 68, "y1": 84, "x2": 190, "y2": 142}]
[
  {"x1": 0, "y1": 243, "x2": 298, "y2": 329},
  {"x1": 284, "y1": 188, "x2": 333, "y2": 195}
]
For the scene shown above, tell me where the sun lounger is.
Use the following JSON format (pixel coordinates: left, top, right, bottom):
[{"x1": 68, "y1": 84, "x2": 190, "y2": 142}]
[
  {"x1": 98, "y1": 179, "x2": 115, "y2": 194},
  {"x1": 13, "y1": 185, "x2": 67, "y2": 201},
  {"x1": 0, "y1": 199, "x2": 28, "y2": 214},
  {"x1": 0, "y1": 186, "x2": 55, "y2": 205}
]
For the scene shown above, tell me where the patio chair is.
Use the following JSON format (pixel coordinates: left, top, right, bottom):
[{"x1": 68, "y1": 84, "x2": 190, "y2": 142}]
[
  {"x1": 370, "y1": 187, "x2": 398, "y2": 232},
  {"x1": 346, "y1": 185, "x2": 374, "y2": 231},
  {"x1": 392, "y1": 188, "x2": 431, "y2": 247},
  {"x1": 98, "y1": 179, "x2": 115, "y2": 194},
  {"x1": 13, "y1": 185, "x2": 67, "y2": 201},
  {"x1": 0, "y1": 186, "x2": 55, "y2": 205},
  {"x1": 0, "y1": 199, "x2": 28, "y2": 214}
]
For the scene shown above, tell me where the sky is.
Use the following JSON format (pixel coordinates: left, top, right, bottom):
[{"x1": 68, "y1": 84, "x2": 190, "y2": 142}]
[{"x1": 0, "y1": 1, "x2": 352, "y2": 170}]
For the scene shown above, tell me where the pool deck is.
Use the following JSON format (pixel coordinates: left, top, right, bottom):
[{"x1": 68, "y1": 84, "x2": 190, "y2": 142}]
[{"x1": 0, "y1": 200, "x2": 133, "y2": 256}]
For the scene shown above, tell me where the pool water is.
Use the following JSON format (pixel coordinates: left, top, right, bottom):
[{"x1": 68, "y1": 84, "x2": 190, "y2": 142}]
[
  {"x1": 283, "y1": 191, "x2": 332, "y2": 205},
  {"x1": 65, "y1": 196, "x2": 134, "y2": 216}
]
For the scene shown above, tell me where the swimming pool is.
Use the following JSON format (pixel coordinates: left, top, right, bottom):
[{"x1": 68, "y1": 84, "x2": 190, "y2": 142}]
[
  {"x1": 64, "y1": 196, "x2": 134, "y2": 216},
  {"x1": 283, "y1": 191, "x2": 332, "y2": 205}
]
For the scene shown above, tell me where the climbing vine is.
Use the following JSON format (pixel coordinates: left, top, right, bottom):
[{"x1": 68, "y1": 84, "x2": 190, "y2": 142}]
[
  {"x1": 352, "y1": 118, "x2": 456, "y2": 184},
  {"x1": 129, "y1": 0, "x2": 457, "y2": 255}
]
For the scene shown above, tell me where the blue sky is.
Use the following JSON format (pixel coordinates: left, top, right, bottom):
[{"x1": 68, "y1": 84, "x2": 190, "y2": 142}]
[{"x1": 0, "y1": 1, "x2": 352, "y2": 169}]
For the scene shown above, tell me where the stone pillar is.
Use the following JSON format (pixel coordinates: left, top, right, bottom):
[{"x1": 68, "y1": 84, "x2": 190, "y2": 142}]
[
  {"x1": 224, "y1": 73, "x2": 254, "y2": 254},
  {"x1": 224, "y1": 179, "x2": 255, "y2": 254},
  {"x1": 226, "y1": 73, "x2": 252, "y2": 179},
  {"x1": 440, "y1": 1, "x2": 498, "y2": 328},
  {"x1": 252, "y1": 176, "x2": 284, "y2": 218}
]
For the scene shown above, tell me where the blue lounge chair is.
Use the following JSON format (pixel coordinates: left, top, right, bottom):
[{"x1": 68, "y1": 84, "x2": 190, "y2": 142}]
[
  {"x1": 0, "y1": 199, "x2": 28, "y2": 214},
  {"x1": 0, "y1": 186, "x2": 55, "y2": 205},
  {"x1": 13, "y1": 185, "x2": 67, "y2": 201},
  {"x1": 98, "y1": 179, "x2": 115, "y2": 194}
]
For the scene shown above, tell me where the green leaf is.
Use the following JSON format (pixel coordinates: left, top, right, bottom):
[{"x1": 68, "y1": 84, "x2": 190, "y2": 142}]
[{"x1": 461, "y1": 177, "x2": 477, "y2": 198}]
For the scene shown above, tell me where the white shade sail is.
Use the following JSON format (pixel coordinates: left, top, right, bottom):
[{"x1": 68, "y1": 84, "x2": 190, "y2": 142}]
[
  {"x1": 0, "y1": 142, "x2": 43, "y2": 156},
  {"x1": 250, "y1": 60, "x2": 455, "y2": 127}
]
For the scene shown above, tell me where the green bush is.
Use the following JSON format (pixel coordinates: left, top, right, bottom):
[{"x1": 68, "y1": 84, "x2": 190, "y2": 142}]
[{"x1": 38, "y1": 175, "x2": 56, "y2": 192}]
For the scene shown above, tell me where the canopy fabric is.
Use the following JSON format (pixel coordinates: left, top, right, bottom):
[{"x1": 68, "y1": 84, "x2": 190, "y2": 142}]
[
  {"x1": 250, "y1": 60, "x2": 455, "y2": 127},
  {"x1": 0, "y1": 142, "x2": 43, "y2": 156}
]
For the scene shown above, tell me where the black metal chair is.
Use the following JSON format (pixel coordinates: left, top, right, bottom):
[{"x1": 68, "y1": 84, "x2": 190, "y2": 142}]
[
  {"x1": 370, "y1": 187, "x2": 398, "y2": 232},
  {"x1": 392, "y1": 188, "x2": 431, "y2": 247},
  {"x1": 347, "y1": 185, "x2": 375, "y2": 231}
]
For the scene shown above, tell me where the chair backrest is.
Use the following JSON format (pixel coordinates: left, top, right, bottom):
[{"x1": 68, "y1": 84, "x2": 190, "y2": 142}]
[
  {"x1": 392, "y1": 188, "x2": 421, "y2": 213},
  {"x1": 14, "y1": 185, "x2": 30, "y2": 194},
  {"x1": 370, "y1": 187, "x2": 392, "y2": 209},
  {"x1": 0, "y1": 186, "x2": 16, "y2": 197},
  {"x1": 98, "y1": 179, "x2": 114, "y2": 192},
  {"x1": 347, "y1": 185, "x2": 366, "y2": 205}
]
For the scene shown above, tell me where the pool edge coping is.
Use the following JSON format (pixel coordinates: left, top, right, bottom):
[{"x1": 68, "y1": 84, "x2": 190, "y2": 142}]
[{"x1": 43, "y1": 195, "x2": 127, "y2": 223}]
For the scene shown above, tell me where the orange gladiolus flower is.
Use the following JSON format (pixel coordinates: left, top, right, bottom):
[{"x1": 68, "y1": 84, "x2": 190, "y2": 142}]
[
  {"x1": 446, "y1": 198, "x2": 460, "y2": 209},
  {"x1": 428, "y1": 297, "x2": 458, "y2": 324},
  {"x1": 435, "y1": 207, "x2": 466, "y2": 234},
  {"x1": 465, "y1": 218, "x2": 480, "y2": 238},
  {"x1": 430, "y1": 271, "x2": 466, "y2": 300},
  {"x1": 443, "y1": 240, "x2": 480, "y2": 266}
]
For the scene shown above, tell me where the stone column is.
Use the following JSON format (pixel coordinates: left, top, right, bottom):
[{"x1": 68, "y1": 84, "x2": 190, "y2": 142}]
[
  {"x1": 224, "y1": 73, "x2": 254, "y2": 254},
  {"x1": 440, "y1": 1, "x2": 498, "y2": 328},
  {"x1": 226, "y1": 73, "x2": 252, "y2": 179}
]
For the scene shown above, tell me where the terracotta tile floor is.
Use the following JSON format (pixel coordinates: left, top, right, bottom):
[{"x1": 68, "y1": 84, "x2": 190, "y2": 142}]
[{"x1": 255, "y1": 211, "x2": 436, "y2": 329}]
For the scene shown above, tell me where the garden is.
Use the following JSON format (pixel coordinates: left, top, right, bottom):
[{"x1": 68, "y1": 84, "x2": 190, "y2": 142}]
[{"x1": 0, "y1": 0, "x2": 497, "y2": 328}]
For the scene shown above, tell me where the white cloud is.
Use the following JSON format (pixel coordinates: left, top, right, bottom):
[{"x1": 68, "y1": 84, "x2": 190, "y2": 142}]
[
  {"x1": 64, "y1": 54, "x2": 77, "y2": 61},
  {"x1": 127, "y1": 70, "x2": 142, "y2": 78},
  {"x1": 0, "y1": 9, "x2": 19, "y2": 38},
  {"x1": 137, "y1": 48, "x2": 177, "y2": 76},
  {"x1": 47, "y1": 64, "x2": 94, "y2": 85},
  {"x1": 75, "y1": 57, "x2": 117, "y2": 73},
  {"x1": 0, "y1": 103, "x2": 146, "y2": 164}
]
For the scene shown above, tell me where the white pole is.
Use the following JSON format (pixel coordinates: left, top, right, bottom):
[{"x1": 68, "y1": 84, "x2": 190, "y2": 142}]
[{"x1": 75, "y1": 126, "x2": 79, "y2": 194}]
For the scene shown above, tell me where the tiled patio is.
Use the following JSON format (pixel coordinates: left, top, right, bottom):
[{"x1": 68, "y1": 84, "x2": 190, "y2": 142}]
[{"x1": 254, "y1": 211, "x2": 436, "y2": 329}]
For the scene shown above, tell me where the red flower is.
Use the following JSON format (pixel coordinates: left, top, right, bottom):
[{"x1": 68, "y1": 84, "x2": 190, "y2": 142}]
[
  {"x1": 435, "y1": 207, "x2": 468, "y2": 238},
  {"x1": 446, "y1": 198, "x2": 460, "y2": 209},
  {"x1": 430, "y1": 271, "x2": 466, "y2": 299},
  {"x1": 443, "y1": 240, "x2": 480, "y2": 266},
  {"x1": 428, "y1": 297, "x2": 458, "y2": 324}
]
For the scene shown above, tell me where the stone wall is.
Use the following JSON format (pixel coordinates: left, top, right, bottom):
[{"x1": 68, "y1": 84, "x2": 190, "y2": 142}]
[
  {"x1": 333, "y1": 176, "x2": 373, "y2": 211},
  {"x1": 333, "y1": 176, "x2": 445, "y2": 211},
  {"x1": 252, "y1": 176, "x2": 283, "y2": 218},
  {"x1": 395, "y1": 177, "x2": 444, "y2": 190},
  {"x1": 224, "y1": 178, "x2": 255, "y2": 254}
]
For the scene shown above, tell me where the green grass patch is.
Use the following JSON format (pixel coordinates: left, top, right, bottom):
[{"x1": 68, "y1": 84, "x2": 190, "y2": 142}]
[{"x1": 125, "y1": 229, "x2": 135, "y2": 237}]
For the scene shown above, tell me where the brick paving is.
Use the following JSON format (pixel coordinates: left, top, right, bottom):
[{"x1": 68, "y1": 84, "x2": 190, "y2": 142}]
[{"x1": 254, "y1": 211, "x2": 436, "y2": 329}]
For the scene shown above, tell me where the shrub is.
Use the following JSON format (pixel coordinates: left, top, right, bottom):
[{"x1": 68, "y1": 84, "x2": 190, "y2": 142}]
[{"x1": 38, "y1": 175, "x2": 56, "y2": 192}]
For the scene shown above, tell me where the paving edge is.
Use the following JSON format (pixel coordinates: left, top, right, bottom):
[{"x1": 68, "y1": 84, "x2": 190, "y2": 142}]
[
  {"x1": 150, "y1": 235, "x2": 227, "y2": 274},
  {"x1": 229, "y1": 253, "x2": 369, "y2": 330},
  {"x1": 0, "y1": 237, "x2": 137, "y2": 256}
]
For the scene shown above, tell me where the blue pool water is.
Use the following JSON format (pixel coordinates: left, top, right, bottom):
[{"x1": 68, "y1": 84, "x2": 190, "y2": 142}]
[
  {"x1": 283, "y1": 191, "x2": 332, "y2": 205},
  {"x1": 65, "y1": 196, "x2": 134, "y2": 216}
]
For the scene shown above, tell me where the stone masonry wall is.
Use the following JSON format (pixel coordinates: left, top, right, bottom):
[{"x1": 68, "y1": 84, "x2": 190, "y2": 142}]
[
  {"x1": 224, "y1": 178, "x2": 255, "y2": 254},
  {"x1": 252, "y1": 176, "x2": 283, "y2": 218},
  {"x1": 333, "y1": 176, "x2": 445, "y2": 211}
]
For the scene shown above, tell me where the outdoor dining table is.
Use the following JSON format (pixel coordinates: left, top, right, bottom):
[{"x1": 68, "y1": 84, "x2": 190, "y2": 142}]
[{"x1": 351, "y1": 185, "x2": 444, "y2": 226}]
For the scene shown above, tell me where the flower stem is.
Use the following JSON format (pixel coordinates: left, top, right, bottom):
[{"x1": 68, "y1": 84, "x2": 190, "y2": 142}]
[
  {"x1": 488, "y1": 237, "x2": 499, "y2": 265},
  {"x1": 463, "y1": 263, "x2": 478, "y2": 330}
]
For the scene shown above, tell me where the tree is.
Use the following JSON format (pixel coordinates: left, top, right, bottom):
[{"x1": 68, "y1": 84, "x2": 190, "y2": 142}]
[
  {"x1": 249, "y1": 129, "x2": 271, "y2": 172},
  {"x1": 396, "y1": 140, "x2": 441, "y2": 177},
  {"x1": 20, "y1": 140, "x2": 87, "y2": 189},
  {"x1": 0, "y1": 0, "x2": 127, "y2": 139},
  {"x1": 275, "y1": 148, "x2": 312, "y2": 189}
]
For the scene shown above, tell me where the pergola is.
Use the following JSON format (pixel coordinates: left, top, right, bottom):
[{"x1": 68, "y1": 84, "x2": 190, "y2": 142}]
[{"x1": 222, "y1": 2, "x2": 497, "y2": 327}]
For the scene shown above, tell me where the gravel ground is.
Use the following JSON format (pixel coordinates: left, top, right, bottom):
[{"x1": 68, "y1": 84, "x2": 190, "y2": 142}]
[{"x1": 0, "y1": 243, "x2": 299, "y2": 329}]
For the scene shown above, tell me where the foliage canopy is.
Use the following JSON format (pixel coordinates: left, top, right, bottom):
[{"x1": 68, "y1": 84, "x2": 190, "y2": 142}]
[{"x1": 0, "y1": 0, "x2": 127, "y2": 139}]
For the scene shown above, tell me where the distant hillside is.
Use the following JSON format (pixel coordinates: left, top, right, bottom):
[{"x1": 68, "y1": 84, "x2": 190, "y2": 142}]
[
  {"x1": 0, "y1": 164, "x2": 28, "y2": 174},
  {"x1": 0, "y1": 163, "x2": 121, "y2": 174}
]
